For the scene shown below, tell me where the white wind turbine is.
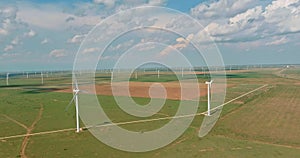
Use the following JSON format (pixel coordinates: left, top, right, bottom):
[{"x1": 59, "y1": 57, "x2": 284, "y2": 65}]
[
  {"x1": 6, "y1": 73, "x2": 9, "y2": 86},
  {"x1": 65, "y1": 79, "x2": 81, "y2": 133},
  {"x1": 205, "y1": 80, "x2": 213, "y2": 116},
  {"x1": 135, "y1": 71, "x2": 138, "y2": 80},
  {"x1": 181, "y1": 67, "x2": 184, "y2": 78},
  {"x1": 41, "y1": 72, "x2": 44, "y2": 84}
]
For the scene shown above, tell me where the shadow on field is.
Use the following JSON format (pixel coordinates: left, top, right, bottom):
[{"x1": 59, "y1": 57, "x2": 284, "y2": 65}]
[
  {"x1": 95, "y1": 76, "x2": 111, "y2": 79},
  {"x1": 211, "y1": 72, "x2": 262, "y2": 78},
  {"x1": 0, "y1": 84, "x2": 41, "y2": 88},
  {"x1": 21, "y1": 87, "x2": 66, "y2": 94}
]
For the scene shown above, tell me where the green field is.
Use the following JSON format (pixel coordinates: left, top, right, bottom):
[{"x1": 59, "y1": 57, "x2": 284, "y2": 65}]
[{"x1": 0, "y1": 68, "x2": 300, "y2": 157}]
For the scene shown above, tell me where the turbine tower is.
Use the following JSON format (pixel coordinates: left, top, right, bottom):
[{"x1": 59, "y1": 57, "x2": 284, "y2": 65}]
[
  {"x1": 205, "y1": 80, "x2": 213, "y2": 116},
  {"x1": 41, "y1": 72, "x2": 44, "y2": 84},
  {"x1": 6, "y1": 73, "x2": 9, "y2": 86},
  {"x1": 66, "y1": 80, "x2": 81, "y2": 133}
]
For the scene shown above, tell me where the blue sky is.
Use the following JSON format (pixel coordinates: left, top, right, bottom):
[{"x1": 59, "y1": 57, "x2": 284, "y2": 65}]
[{"x1": 0, "y1": 0, "x2": 300, "y2": 71}]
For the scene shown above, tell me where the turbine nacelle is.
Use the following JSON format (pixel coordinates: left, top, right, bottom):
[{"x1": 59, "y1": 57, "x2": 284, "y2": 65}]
[
  {"x1": 73, "y1": 89, "x2": 80, "y2": 94},
  {"x1": 205, "y1": 80, "x2": 213, "y2": 85}
]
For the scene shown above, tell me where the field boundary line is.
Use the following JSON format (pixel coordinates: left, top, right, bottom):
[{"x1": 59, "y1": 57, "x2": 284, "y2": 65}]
[
  {"x1": 209, "y1": 84, "x2": 268, "y2": 113},
  {"x1": 0, "y1": 128, "x2": 75, "y2": 140},
  {"x1": 1, "y1": 114, "x2": 28, "y2": 130},
  {"x1": 0, "y1": 84, "x2": 268, "y2": 140},
  {"x1": 215, "y1": 135, "x2": 300, "y2": 150}
]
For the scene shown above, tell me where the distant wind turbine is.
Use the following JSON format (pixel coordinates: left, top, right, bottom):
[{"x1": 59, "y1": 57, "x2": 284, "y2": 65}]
[
  {"x1": 41, "y1": 72, "x2": 44, "y2": 84},
  {"x1": 6, "y1": 73, "x2": 9, "y2": 86},
  {"x1": 205, "y1": 80, "x2": 213, "y2": 116}
]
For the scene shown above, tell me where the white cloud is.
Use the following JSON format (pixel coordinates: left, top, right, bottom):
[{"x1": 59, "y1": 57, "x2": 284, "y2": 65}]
[
  {"x1": 191, "y1": 0, "x2": 260, "y2": 20},
  {"x1": 0, "y1": 6, "x2": 19, "y2": 36},
  {"x1": 202, "y1": 6, "x2": 263, "y2": 38},
  {"x1": 65, "y1": 16, "x2": 75, "y2": 22},
  {"x1": 262, "y1": 0, "x2": 300, "y2": 32},
  {"x1": 1, "y1": 52, "x2": 18, "y2": 58},
  {"x1": 229, "y1": 6, "x2": 263, "y2": 25},
  {"x1": 148, "y1": 0, "x2": 167, "y2": 6},
  {"x1": 0, "y1": 6, "x2": 17, "y2": 18},
  {"x1": 82, "y1": 47, "x2": 100, "y2": 54},
  {"x1": 24, "y1": 29, "x2": 36, "y2": 37},
  {"x1": 41, "y1": 38, "x2": 49, "y2": 44},
  {"x1": 94, "y1": 0, "x2": 115, "y2": 8},
  {"x1": 137, "y1": 43, "x2": 156, "y2": 51},
  {"x1": 0, "y1": 28, "x2": 8, "y2": 35},
  {"x1": 4, "y1": 45, "x2": 13, "y2": 52},
  {"x1": 68, "y1": 34, "x2": 86, "y2": 43},
  {"x1": 49, "y1": 49, "x2": 67, "y2": 58},
  {"x1": 159, "y1": 34, "x2": 194, "y2": 57},
  {"x1": 17, "y1": 4, "x2": 101, "y2": 30},
  {"x1": 110, "y1": 39, "x2": 135, "y2": 51},
  {"x1": 190, "y1": 0, "x2": 300, "y2": 45},
  {"x1": 11, "y1": 37, "x2": 20, "y2": 45},
  {"x1": 266, "y1": 37, "x2": 289, "y2": 46}
]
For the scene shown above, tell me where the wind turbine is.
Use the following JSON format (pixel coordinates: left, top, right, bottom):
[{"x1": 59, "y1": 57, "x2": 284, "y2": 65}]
[
  {"x1": 205, "y1": 80, "x2": 213, "y2": 116},
  {"x1": 181, "y1": 67, "x2": 184, "y2": 78},
  {"x1": 135, "y1": 71, "x2": 138, "y2": 80},
  {"x1": 65, "y1": 80, "x2": 81, "y2": 133},
  {"x1": 41, "y1": 72, "x2": 44, "y2": 84},
  {"x1": 6, "y1": 73, "x2": 9, "y2": 86}
]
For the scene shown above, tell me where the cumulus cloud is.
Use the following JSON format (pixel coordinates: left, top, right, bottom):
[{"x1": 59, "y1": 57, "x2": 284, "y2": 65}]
[
  {"x1": 41, "y1": 38, "x2": 49, "y2": 44},
  {"x1": 3, "y1": 36, "x2": 21, "y2": 52},
  {"x1": 68, "y1": 34, "x2": 86, "y2": 43},
  {"x1": 94, "y1": 0, "x2": 116, "y2": 8},
  {"x1": 17, "y1": 4, "x2": 101, "y2": 30},
  {"x1": 11, "y1": 36, "x2": 20, "y2": 45},
  {"x1": 148, "y1": 0, "x2": 167, "y2": 6},
  {"x1": 49, "y1": 49, "x2": 67, "y2": 58},
  {"x1": 0, "y1": 28, "x2": 8, "y2": 35},
  {"x1": 159, "y1": 34, "x2": 194, "y2": 57},
  {"x1": 4, "y1": 45, "x2": 13, "y2": 52},
  {"x1": 190, "y1": 0, "x2": 300, "y2": 44},
  {"x1": 65, "y1": 16, "x2": 75, "y2": 22},
  {"x1": 110, "y1": 39, "x2": 135, "y2": 51},
  {"x1": 82, "y1": 47, "x2": 100, "y2": 54},
  {"x1": 0, "y1": 6, "x2": 18, "y2": 36},
  {"x1": 263, "y1": 0, "x2": 300, "y2": 32},
  {"x1": 266, "y1": 37, "x2": 289, "y2": 46},
  {"x1": 191, "y1": 0, "x2": 261, "y2": 21},
  {"x1": 24, "y1": 29, "x2": 36, "y2": 37}
]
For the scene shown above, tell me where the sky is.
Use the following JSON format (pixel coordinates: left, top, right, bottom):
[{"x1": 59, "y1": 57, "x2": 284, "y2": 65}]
[{"x1": 0, "y1": 0, "x2": 300, "y2": 71}]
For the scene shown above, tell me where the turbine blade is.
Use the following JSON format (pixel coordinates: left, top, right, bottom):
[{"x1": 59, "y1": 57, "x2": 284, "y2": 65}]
[
  {"x1": 75, "y1": 81, "x2": 79, "y2": 90},
  {"x1": 65, "y1": 94, "x2": 76, "y2": 111},
  {"x1": 73, "y1": 76, "x2": 79, "y2": 90},
  {"x1": 80, "y1": 90, "x2": 89, "y2": 94}
]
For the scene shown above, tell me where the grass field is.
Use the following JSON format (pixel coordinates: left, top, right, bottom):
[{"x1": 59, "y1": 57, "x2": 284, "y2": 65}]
[{"x1": 0, "y1": 68, "x2": 300, "y2": 157}]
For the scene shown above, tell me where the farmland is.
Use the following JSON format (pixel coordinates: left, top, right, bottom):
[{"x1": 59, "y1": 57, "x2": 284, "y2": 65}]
[{"x1": 0, "y1": 68, "x2": 300, "y2": 158}]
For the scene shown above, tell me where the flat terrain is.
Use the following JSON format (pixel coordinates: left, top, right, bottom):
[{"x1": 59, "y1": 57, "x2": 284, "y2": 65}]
[
  {"x1": 57, "y1": 81, "x2": 233, "y2": 100},
  {"x1": 0, "y1": 68, "x2": 299, "y2": 157}
]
